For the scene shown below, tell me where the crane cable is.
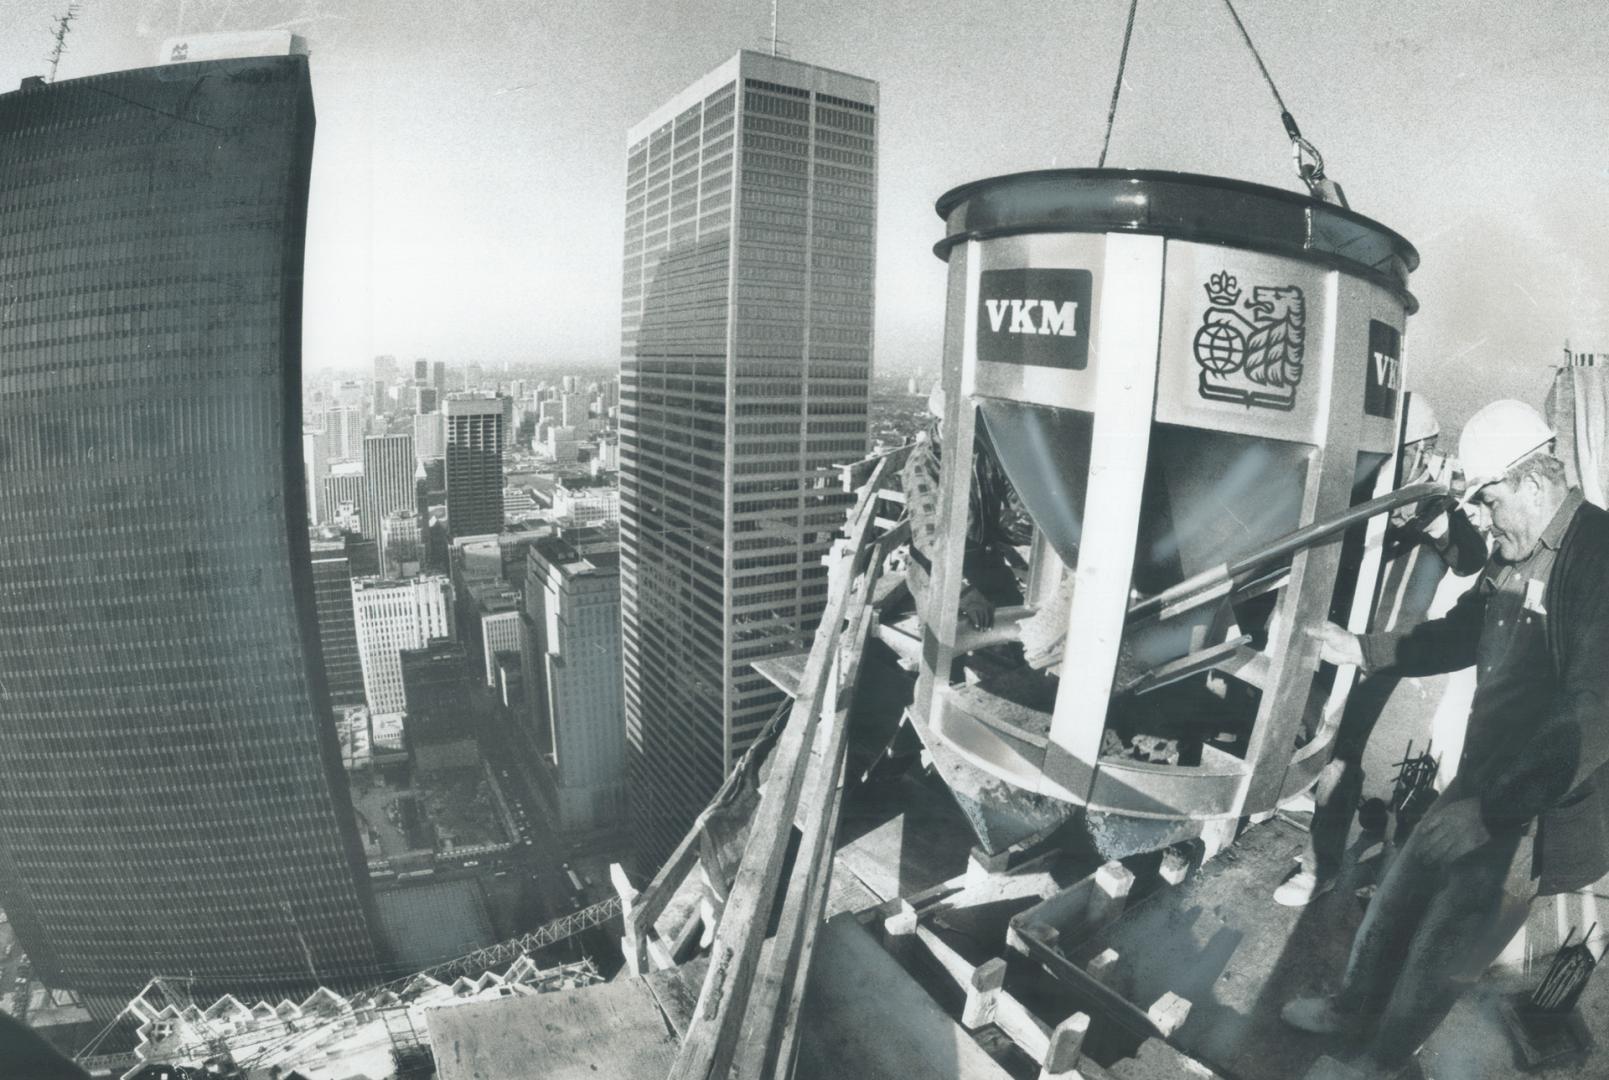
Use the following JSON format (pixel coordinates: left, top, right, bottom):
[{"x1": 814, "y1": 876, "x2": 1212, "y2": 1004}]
[
  {"x1": 1095, "y1": 0, "x2": 1339, "y2": 202},
  {"x1": 1217, "y1": 0, "x2": 1334, "y2": 196},
  {"x1": 1096, "y1": 0, "x2": 1141, "y2": 168}
]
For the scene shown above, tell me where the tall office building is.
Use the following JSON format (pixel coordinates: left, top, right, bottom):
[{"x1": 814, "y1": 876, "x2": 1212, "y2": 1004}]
[
  {"x1": 324, "y1": 404, "x2": 365, "y2": 461},
  {"x1": 380, "y1": 508, "x2": 423, "y2": 578},
  {"x1": 443, "y1": 395, "x2": 507, "y2": 537},
  {"x1": 352, "y1": 576, "x2": 453, "y2": 716},
  {"x1": 0, "y1": 50, "x2": 381, "y2": 1015},
  {"x1": 618, "y1": 53, "x2": 876, "y2": 865},
  {"x1": 413, "y1": 410, "x2": 445, "y2": 463},
  {"x1": 311, "y1": 538, "x2": 366, "y2": 708},
  {"x1": 522, "y1": 528, "x2": 626, "y2": 835},
  {"x1": 303, "y1": 426, "x2": 330, "y2": 523},
  {"x1": 322, "y1": 466, "x2": 364, "y2": 530},
  {"x1": 373, "y1": 354, "x2": 399, "y2": 386},
  {"x1": 361, "y1": 433, "x2": 415, "y2": 540}
]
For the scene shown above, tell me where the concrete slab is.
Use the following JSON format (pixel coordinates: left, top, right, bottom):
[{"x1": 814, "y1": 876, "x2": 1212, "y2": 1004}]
[
  {"x1": 425, "y1": 977, "x2": 678, "y2": 1080},
  {"x1": 795, "y1": 915, "x2": 1014, "y2": 1080},
  {"x1": 1063, "y1": 817, "x2": 1609, "y2": 1080}
]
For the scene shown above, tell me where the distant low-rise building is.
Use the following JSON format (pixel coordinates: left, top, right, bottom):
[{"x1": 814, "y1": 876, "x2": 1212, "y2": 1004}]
[{"x1": 552, "y1": 478, "x2": 619, "y2": 527}]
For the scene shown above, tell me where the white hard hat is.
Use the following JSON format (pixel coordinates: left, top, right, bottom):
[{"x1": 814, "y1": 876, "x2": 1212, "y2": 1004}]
[
  {"x1": 1456, "y1": 399, "x2": 1555, "y2": 499},
  {"x1": 1402, "y1": 392, "x2": 1439, "y2": 445}
]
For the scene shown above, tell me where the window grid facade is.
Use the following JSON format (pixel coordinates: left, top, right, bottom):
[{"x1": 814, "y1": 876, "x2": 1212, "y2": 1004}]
[
  {"x1": 443, "y1": 396, "x2": 506, "y2": 538},
  {"x1": 0, "y1": 56, "x2": 381, "y2": 1017},
  {"x1": 619, "y1": 53, "x2": 875, "y2": 868},
  {"x1": 352, "y1": 576, "x2": 452, "y2": 716}
]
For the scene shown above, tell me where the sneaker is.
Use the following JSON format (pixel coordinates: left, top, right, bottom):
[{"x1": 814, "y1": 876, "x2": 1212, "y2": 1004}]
[
  {"x1": 1274, "y1": 868, "x2": 1336, "y2": 907},
  {"x1": 1280, "y1": 995, "x2": 1358, "y2": 1036}
]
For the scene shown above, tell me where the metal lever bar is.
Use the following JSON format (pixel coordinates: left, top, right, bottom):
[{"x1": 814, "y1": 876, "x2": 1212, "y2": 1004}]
[{"x1": 1126, "y1": 482, "x2": 1447, "y2": 625}]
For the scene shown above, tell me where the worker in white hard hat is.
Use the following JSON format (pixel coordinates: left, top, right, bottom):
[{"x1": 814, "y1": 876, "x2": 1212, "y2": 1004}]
[
  {"x1": 1282, "y1": 399, "x2": 1609, "y2": 1080},
  {"x1": 1274, "y1": 392, "x2": 1486, "y2": 908}
]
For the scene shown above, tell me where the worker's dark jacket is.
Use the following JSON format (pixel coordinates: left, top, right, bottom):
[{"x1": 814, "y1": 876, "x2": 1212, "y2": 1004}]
[{"x1": 1361, "y1": 492, "x2": 1609, "y2": 894}]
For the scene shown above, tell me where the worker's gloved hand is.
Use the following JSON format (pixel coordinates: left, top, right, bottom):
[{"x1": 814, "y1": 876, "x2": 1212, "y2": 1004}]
[
  {"x1": 1413, "y1": 796, "x2": 1492, "y2": 865},
  {"x1": 1305, "y1": 621, "x2": 1364, "y2": 668},
  {"x1": 958, "y1": 586, "x2": 994, "y2": 631}
]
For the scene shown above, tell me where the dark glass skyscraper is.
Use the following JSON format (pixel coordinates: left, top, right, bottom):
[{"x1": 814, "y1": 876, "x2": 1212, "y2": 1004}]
[
  {"x1": 0, "y1": 54, "x2": 381, "y2": 1016},
  {"x1": 311, "y1": 537, "x2": 366, "y2": 709},
  {"x1": 443, "y1": 394, "x2": 507, "y2": 537},
  {"x1": 619, "y1": 53, "x2": 876, "y2": 867}
]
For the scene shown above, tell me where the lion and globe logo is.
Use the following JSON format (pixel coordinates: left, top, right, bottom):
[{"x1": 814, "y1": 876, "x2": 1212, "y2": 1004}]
[{"x1": 1191, "y1": 270, "x2": 1306, "y2": 411}]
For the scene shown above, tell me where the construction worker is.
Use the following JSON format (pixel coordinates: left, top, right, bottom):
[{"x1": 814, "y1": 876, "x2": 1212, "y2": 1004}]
[
  {"x1": 1280, "y1": 399, "x2": 1609, "y2": 1079},
  {"x1": 901, "y1": 383, "x2": 1031, "y2": 632},
  {"x1": 1274, "y1": 393, "x2": 1486, "y2": 906}
]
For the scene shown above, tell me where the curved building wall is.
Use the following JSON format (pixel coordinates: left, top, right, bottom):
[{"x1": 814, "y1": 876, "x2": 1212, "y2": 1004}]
[{"x1": 0, "y1": 57, "x2": 381, "y2": 1015}]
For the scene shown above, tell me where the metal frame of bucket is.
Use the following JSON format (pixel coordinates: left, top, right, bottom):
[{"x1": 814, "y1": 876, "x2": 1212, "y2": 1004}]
[{"x1": 913, "y1": 170, "x2": 1420, "y2": 823}]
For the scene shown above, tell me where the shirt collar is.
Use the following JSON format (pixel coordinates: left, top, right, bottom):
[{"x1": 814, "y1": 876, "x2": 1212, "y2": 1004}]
[{"x1": 1538, "y1": 487, "x2": 1585, "y2": 551}]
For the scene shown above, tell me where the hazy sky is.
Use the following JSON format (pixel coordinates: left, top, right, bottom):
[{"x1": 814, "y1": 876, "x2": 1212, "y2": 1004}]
[{"x1": 3, "y1": 0, "x2": 1606, "y2": 430}]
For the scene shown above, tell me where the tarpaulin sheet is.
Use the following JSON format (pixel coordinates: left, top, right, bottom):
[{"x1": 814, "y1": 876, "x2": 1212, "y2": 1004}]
[{"x1": 1547, "y1": 364, "x2": 1609, "y2": 508}]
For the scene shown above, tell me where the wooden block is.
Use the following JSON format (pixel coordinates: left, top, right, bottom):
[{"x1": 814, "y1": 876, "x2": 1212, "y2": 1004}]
[
  {"x1": 882, "y1": 899, "x2": 918, "y2": 939},
  {"x1": 1145, "y1": 991, "x2": 1191, "y2": 1037},
  {"x1": 1040, "y1": 1011, "x2": 1090, "y2": 1079},
  {"x1": 970, "y1": 844, "x2": 1012, "y2": 877},
  {"x1": 961, "y1": 957, "x2": 1007, "y2": 1028},
  {"x1": 1085, "y1": 948, "x2": 1121, "y2": 987},
  {"x1": 1087, "y1": 861, "x2": 1134, "y2": 929},
  {"x1": 1159, "y1": 847, "x2": 1191, "y2": 887},
  {"x1": 1007, "y1": 916, "x2": 1058, "y2": 958}
]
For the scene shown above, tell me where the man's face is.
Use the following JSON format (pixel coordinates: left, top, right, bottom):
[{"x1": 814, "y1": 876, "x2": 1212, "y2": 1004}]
[{"x1": 1471, "y1": 477, "x2": 1545, "y2": 562}]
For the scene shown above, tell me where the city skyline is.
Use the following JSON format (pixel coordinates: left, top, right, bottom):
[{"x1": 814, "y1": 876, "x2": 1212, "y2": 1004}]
[{"x1": 0, "y1": 1, "x2": 1605, "y2": 433}]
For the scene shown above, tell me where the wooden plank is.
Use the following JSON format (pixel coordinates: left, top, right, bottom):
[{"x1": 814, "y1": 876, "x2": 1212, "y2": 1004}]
[
  {"x1": 624, "y1": 698, "x2": 789, "y2": 969},
  {"x1": 666, "y1": 460, "x2": 888, "y2": 1080},
  {"x1": 743, "y1": 519, "x2": 903, "y2": 1077},
  {"x1": 993, "y1": 989, "x2": 1051, "y2": 1062}
]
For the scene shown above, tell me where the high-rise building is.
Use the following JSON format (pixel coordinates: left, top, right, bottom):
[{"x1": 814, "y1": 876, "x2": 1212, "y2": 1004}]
[
  {"x1": 413, "y1": 410, "x2": 445, "y2": 463},
  {"x1": 352, "y1": 576, "x2": 453, "y2": 716},
  {"x1": 322, "y1": 466, "x2": 365, "y2": 530},
  {"x1": 413, "y1": 358, "x2": 430, "y2": 383},
  {"x1": 443, "y1": 395, "x2": 507, "y2": 538},
  {"x1": 399, "y1": 639, "x2": 473, "y2": 745},
  {"x1": 0, "y1": 51, "x2": 381, "y2": 1015},
  {"x1": 311, "y1": 537, "x2": 367, "y2": 708},
  {"x1": 361, "y1": 433, "x2": 415, "y2": 541},
  {"x1": 380, "y1": 508, "x2": 422, "y2": 578},
  {"x1": 618, "y1": 52, "x2": 875, "y2": 865},
  {"x1": 431, "y1": 360, "x2": 447, "y2": 394},
  {"x1": 303, "y1": 427, "x2": 330, "y2": 524},
  {"x1": 473, "y1": 589, "x2": 523, "y2": 689},
  {"x1": 373, "y1": 354, "x2": 399, "y2": 386},
  {"x1": 324, "y1": 404, "x2": 365, "y2": 461},
  {"x1": 561, "y1": 391, "x2": 589, "y2": 428},
  {"x1": 521, "y1": 528, "x2": 626, "y2": 835}
]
